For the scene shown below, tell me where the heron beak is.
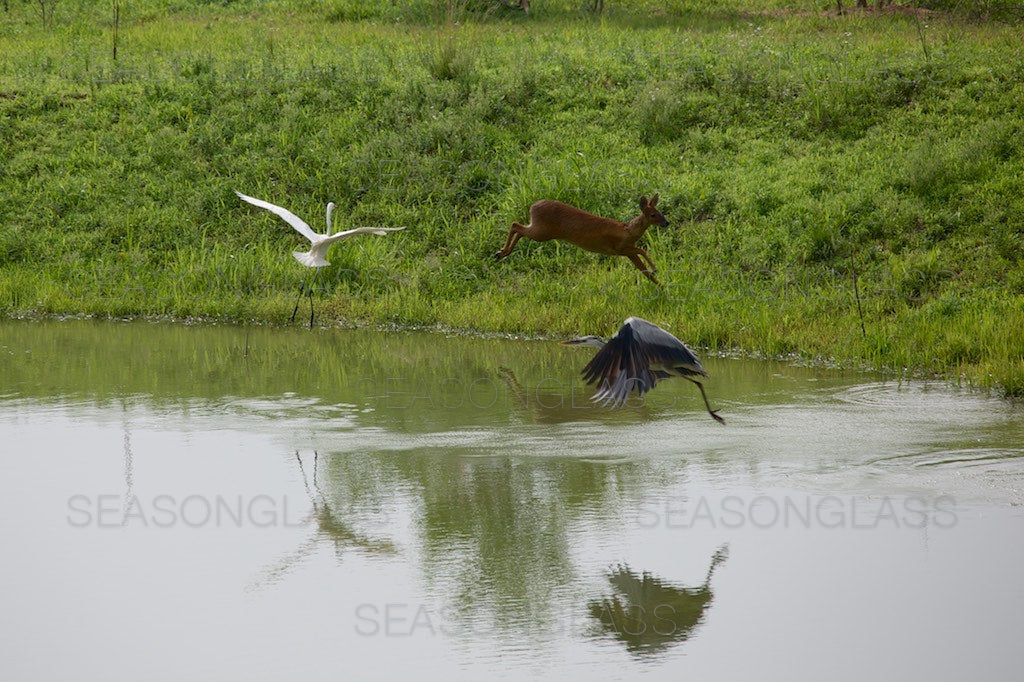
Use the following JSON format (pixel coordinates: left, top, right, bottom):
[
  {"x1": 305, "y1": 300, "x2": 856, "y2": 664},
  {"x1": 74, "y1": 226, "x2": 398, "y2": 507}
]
[{"x1": 560, "y1": 338, "x2": 584, "y2": 346}]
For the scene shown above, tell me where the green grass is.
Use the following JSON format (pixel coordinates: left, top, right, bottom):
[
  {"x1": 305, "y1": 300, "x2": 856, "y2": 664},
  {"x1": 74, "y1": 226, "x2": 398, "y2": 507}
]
[{"x1": 2, "y1": 0, "x2": 1024, "y2": 396}]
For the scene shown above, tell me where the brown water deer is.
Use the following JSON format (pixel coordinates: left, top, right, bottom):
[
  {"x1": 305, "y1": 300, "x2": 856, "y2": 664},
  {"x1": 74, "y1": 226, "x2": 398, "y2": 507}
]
[{"x1": 494, "y1": 195, "x2": 670, "y2": 284}]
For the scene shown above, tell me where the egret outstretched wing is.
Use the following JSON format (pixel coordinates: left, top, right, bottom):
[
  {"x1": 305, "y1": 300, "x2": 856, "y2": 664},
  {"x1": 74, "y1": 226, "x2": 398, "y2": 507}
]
[
  {"x1": 235, "y1": 191, "x2": 317, "y2": 243},
  {"x1": 320, "y1": 226, "x2": 407, "y2": 246}
]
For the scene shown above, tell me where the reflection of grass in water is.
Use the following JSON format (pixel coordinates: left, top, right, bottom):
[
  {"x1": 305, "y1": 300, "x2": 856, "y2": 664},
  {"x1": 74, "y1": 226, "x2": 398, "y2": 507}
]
[
  {"x1": 0, "y1": 316, "x2": 922, "y2": 424},
  {"x1": 311, "y1": 443, "x2": 678, "y2": 637},
  {"x1": 0, "y1": 316, "x2": 738, "y2": 635}
]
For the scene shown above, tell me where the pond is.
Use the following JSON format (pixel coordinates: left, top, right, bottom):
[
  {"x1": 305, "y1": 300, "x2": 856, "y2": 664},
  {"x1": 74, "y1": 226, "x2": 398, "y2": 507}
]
[{"x1": 1, "y1": 319, "x2": 1022, "y2": 680}]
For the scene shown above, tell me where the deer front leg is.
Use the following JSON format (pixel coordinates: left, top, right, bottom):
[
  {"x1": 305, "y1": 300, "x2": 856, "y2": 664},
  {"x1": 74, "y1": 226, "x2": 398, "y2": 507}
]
[
  {"x1": 633, "y1": 246, "x2": 658, "y2": 274},
  {"x1": 625, "y1": 253, "x2": 661, "y2": 286},
  {"x1": 622, "y1": 246, "x2": 659, "y2": 281},
  {"x1": 494, "y1": 222, "x2": 527, "y2": 260}
]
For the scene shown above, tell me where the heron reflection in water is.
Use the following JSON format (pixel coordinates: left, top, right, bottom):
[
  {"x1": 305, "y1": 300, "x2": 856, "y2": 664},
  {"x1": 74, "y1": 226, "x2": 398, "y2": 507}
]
[
  {"x1": 589, "y1": 545, "x2": 729, "y2": 656},
  {"x1": 497, "y1": 366, "x2": 608, "y2": 423},
  {"x1": 247, "y1": 451, "x2": 397, "y2": 591}
]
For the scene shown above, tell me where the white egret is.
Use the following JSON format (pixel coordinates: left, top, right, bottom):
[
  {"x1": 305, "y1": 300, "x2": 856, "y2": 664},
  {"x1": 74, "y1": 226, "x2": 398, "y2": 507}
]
[
  {"x1": 562, "y1": 317, "x2": 725, "y2": 423},
  {"x1": 235, "y1": 191, "x2": 405, "y2": 327}
]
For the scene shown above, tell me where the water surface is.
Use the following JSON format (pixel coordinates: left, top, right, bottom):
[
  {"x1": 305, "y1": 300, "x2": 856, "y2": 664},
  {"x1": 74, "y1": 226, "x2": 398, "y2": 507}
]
[{"x1": 1, "y1": 320, "x2": 1022, "y2": 680}]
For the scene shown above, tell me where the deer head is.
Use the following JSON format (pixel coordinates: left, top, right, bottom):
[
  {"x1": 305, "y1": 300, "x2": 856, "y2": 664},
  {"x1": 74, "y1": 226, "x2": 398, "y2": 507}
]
[{"x1": 639, "y1": 194, "x2": 669, "y2": 227}]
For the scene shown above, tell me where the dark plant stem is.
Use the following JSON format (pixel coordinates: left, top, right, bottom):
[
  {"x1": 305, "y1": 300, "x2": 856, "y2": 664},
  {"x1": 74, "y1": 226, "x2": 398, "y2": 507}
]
[
  {"x1": 37, "y1": 0, "x2": 55, "y2": 28},
  {"x1": 112, "y1": 0, "x2": 120, "y2": 62},
  {"x1": 913, "y1": 9, "x2": 931, "y2": 63},
  {"x1": 851, "y1": 260, "x2": 867, "y2": 340}
]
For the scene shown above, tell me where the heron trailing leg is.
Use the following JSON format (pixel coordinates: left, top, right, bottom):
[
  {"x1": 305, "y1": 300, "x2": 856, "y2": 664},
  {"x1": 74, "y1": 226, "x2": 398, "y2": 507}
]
[{"x1": 684, "y1": 377, "x2": 725, "y2": 424}]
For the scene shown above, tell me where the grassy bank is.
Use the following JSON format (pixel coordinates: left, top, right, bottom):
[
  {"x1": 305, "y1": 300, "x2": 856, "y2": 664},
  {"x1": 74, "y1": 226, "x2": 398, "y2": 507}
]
[{"x1": 1, "y1": 1, "x2": 1023, "y2": 394}]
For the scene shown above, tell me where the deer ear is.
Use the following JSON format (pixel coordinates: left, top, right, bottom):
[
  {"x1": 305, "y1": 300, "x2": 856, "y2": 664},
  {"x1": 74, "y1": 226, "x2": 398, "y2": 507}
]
[
  {"x1": 639, "y1": 196, "x2": 648, "y2": 209},
  {"x1": 650, "y1": 193, "x2": 660, "y2": 206}
]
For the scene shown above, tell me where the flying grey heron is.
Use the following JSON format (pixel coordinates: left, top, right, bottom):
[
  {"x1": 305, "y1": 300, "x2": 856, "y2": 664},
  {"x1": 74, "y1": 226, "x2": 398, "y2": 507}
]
[
  {"x1": 562, "y1": 317, "x2": 725, "y2": 423},
  {"x1": 235, "y1": 191, "x2": 405, "y2": 328}
]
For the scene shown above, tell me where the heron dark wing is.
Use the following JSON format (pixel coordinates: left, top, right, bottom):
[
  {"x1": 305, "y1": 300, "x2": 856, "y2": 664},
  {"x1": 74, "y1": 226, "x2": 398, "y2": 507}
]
[
  {"x1": 581, "y1": 320, "x2": 660, "y2": 407},
  {"x1": 626, "y1": 317, "x2": 707, "y2": 379}
]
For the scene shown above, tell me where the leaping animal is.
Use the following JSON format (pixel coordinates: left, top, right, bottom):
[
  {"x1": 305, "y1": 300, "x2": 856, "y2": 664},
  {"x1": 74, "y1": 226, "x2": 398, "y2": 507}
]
[{"x1": 494, "y1": 195, "x2": 669, "y2": 284}]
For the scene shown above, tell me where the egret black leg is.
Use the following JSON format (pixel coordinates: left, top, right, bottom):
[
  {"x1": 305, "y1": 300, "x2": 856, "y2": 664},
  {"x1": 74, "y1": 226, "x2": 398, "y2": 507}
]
[
  {"x1": 307, "y1": 268, "x2": 320, "y2": 330},
  {"x1": 684, "y1": 377, "x2": 725, "y2": 424},
  {"x1": 290, "y1": 271, "x2": 310, "y2": 324}
]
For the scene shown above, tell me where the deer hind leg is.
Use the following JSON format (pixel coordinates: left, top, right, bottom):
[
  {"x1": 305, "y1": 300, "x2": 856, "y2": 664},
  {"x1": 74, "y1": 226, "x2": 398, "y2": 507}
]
[{"x1": 494, "y1": 222, "x2": 528, "y2": 260}]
